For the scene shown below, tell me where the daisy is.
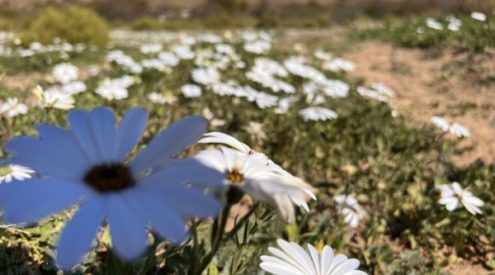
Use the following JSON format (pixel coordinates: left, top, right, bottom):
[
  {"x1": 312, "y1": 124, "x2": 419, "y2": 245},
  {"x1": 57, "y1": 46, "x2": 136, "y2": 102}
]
[
  {"x1": 52, "y1": 63, "x2": 79, "y2": 84},
  {"x1": 438, "y1": 182, "x2": 484, "y2": 215},
  {"x1": 323, "y1": 58, "x2": 355, "y2": 72},
  {"x1": 471, "y1": 12, "x2": 487, "y2": 22},
  {"x1": 334, "y1": 195, "x2": 366, "y2": 228},
  {"x1": 431, "y1": 116, "x2": 450, "y2": 132},
  {"x1": 299, "y1": 107, "x2": 338, "y2": 121},
  {"x1": 147, "y1": 92, "x2": 169, "y2": 105},
  {"x1": 181, "y1": 84, "x2": 202, "y2": 98},
  {"x1": 0, "y1": 98, "x2": 28, "y2": 118},
  {"x1": 62, "y1": 81, "x2": 87, "y2": 95},
  {"x1": 0, "y1": 107, "x2": 223, "y2": 270},
  {"x1": 196, "y1": 132, "x2": 315, "y2": 223},
  {"x1": 260, "y1": 239, "x2": 367, "y2": 275},
  {"x1": 0, "y1": 164, "x2": 34, "y2": 184},
  {"x1": 140, "y1": 43, "x2": 162, "y2": 55},
  {"x1": 33, "y1": 86, "x2": 75, "y2": 110},
  {"x1": 191, "y1": 67, "x2": 221, "y2": 86},
  {"x1": 449, "y1": 122, "x2": 470, "y2": 138},
  {"x1": 426, "y1": 18, "x2": 443, "y2": 30}
]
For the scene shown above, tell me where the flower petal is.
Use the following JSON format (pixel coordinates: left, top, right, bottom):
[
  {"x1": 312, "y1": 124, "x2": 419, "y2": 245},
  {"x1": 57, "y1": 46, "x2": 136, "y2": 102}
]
[
  {"x1": 68, "y1": 110, "x2": 101, "y2": 163},
  {"x1": 0, "y1": 179, "x2": 91, "y2": 224},
  {"x1": 107, "y1": 194, "x2": 148, "y2": 260},
  {"x1": 89, "y1": 107, "x2": 118, "y2": 162},
  {"x1": 139, "y1": 158, "x2": 224, "y2": 188},
  {"x1": 128, "y1": 187, "x2": 188, "y2": 243},
  {"x1": 131, "y1": 116, "x2": 207, "y2": 175},
  {"x1": 116, "y1": 107, "x2": 148, "y2": 160},
  {"x1": 56, "y1": 197, "x2": 105, "y2": 270}
]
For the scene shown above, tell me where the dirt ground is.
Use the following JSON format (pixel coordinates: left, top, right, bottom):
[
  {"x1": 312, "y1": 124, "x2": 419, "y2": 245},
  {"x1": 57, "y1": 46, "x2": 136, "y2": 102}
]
[{"x1": 343, "y1": 41, "x2": 495, "y2": 166}]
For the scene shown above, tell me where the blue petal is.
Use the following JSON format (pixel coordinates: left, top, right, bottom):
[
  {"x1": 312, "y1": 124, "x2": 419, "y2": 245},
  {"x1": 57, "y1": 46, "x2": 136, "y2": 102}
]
[
  {"x1": 5, "y1": 131, "x2": 90, "y2": 180},
  {"x1": 107, "y1": 194, "x2": 148, "y2": 260},
  {"x1": 57, "y1": 197, "x2": 105, "y2": 270},
  {"x1": 89, "y1": 108, "x2": 118, "y2": 162},
  {"x1": 0, "y1": 179, "x2": 92, "y2": 224},
  {"x1": 127, "y1": 187, "x2": 187, "y2": 243},
  {"x1": 139, "y1": 158, "x2": 224, "y2": 188},
  {"x1": 68, "y1": 110, "x2": 101, "y2": 164},
  {"x1": 131, "y1": 116, "x2": 207, "y2": 175},
  {"x1": 116, "y1": 108, "x2": 148, "y2": 160},
  {"x1": 143, "y1": 184, "x2": 220, "y2": 219}
]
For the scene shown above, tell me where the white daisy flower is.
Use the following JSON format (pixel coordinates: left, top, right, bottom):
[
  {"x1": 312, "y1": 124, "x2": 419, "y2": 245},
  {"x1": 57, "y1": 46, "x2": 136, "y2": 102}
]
[
  {"x1": 181, "y1": 84, "x2": 202, "y2": 98},
  {"x1": 147, "y1": 92, "x2": 175, "y2": 105},
  {"x1": 52, "y1": 63, "x2": 79, "y2": 84},
  {"x1": 299, "y1": 107, "x2": 338, "y2": 121},
  {"x1": 0, "y1": 164, "x2": 34, "y2": 184},
  {"x1": 0, "y1": 107, "x2": 223, "y2": 270},
  {"x1": 140, "y1": 43, "x2": 162, "y2": 55},
  {"x1": 191, "y1": 67, "x2": 221, "y2": 86},
  {"x1": 62, "y1": 81, "x2": 87, "y2": 95},
  {"x1": 438, "y1": 182, "x2": 484, "y2": 215},
  {"x1": 323, "y1": 58, "x2": 355, "y2": 72},
  {"x1": 196, "y1": 132, "x2": 316, "y2": 223},
  {"x1": 471, "y1": 12, "x2": 487, "y2": 22},
  {"x1": 334, "y1": 195, "x2": 366, "y2": 228},
  {"x1": 0, "y1": 98, "x2": 28, "y2": 118},
  {"x1": 244, "y1": 40, "x2": 271, "y2": 54},
  {"x1": 449, "y1": 122, "x2": 471, "y2": 138},
  {"x1": 33, "y1": 86, "x2": 74, "y2": 110},
  {"x1": 260, "y1": 239, "x2": 367, "y2": 275},
  {"x1": 158, "y1": 52, "x2": 180, "y2": 67},
  {"x1": 426, "y1": 18, "x2": 443, "y2": 30}
]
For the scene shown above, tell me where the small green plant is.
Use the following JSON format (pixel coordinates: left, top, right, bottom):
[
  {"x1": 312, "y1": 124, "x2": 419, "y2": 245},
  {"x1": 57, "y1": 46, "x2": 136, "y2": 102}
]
[{"x1": 22, "y1": 6, "x2": 109, "y2": 46}]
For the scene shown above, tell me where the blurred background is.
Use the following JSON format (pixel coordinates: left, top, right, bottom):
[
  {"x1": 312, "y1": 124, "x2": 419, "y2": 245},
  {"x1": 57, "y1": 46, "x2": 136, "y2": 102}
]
[{"x1": 0, "y1": 0, "x2": 494, "y2": 29}]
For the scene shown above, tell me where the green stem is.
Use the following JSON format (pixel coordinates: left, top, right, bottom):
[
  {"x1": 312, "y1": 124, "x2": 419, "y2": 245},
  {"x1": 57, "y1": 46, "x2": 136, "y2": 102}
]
[{"x1": 194, "y1": 205, "x2": 231, "y2": 275}]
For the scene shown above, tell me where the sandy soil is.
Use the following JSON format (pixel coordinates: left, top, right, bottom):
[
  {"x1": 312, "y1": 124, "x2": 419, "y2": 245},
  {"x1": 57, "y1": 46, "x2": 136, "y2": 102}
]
[{"x1": 343, "y1": 41, "x2": 495, "y2": 165}]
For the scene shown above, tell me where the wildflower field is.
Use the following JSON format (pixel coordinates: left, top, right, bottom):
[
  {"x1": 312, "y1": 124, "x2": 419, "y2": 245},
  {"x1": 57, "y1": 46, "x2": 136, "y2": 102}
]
[{"x1": 0, "y1": 4, "x2": 494, "y2": 275}]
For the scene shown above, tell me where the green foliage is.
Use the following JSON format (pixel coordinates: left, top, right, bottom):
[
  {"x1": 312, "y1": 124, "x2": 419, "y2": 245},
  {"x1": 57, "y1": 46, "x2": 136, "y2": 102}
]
[
  {"x1": 349, "y1": 15, "x2": 495, "y2": 51},
  {"x1": 22, "y1": 6, "x2": 109, "y2": 46}
]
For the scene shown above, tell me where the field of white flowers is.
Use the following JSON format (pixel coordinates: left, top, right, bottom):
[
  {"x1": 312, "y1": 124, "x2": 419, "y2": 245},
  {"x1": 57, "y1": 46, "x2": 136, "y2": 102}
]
[{"x1": 0, "y1": 10, "x2": 494, "y2": 275}]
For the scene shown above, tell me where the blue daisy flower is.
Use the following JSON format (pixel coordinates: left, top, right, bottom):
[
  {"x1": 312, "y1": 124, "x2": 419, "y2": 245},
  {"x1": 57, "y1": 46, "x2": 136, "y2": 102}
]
[{"x1": 0, "y1": 107, "x2": 223, "y2": 270}]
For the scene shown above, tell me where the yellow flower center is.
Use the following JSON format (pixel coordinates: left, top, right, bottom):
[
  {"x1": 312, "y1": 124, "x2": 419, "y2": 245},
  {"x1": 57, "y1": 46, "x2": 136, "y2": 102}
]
[{"x1": 226, "y1": 170, "x2": 244, "y2": 184}]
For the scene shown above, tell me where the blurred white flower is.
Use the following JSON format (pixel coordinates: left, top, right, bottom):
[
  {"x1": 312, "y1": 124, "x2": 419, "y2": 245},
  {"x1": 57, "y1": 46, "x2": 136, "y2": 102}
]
[
  {"x1": 446, "y1": 16, "x2": 462, "y2": 31},
  {"x1": 147, "y1": 92, "x2": 176, "y2": 105},
  {"x1": 172, "y1": 44, "x2": 195, "y2": 60},
  {"x1": 430, "y1": 117, "x2": 471, "y2": 138},
  {"x1": 438, "y1": 182, "x2": 484, "y2": 215},
  {"x1": 244, "y1": 39, "x2": 271, "y2": 54},
  {"x1": 181, "y1": 84, "x2": 202, "y2": 98},
  {"x1": 426, "y1": 18, "x2": 444, "y2": 30},
  {"x1": 95, "y1": 76, "x2": 135, "y2": 101},
  {"x1": 471, "y1": 11, "x2": 487, "y2": 22},
  {"x1": 260, "y1": 239, "x2": 367, "y2": 275},
  {"x1": 52, "y1": 63, "x2": 79, "y2": 84},
  {"x1": 0, "y1": 164, "x2": 34, "y2": 184},
  {"x1": 299, "y1": 107, "x2": 338, "y2": 121},
  {"x1": 314, "y1": 49, "x2": 333, "y2": 61},
  {"x1": 449, "y1": 122, "x2": 471, "y2": 138},
  {"x1": 323, "y1": 58, "x2": 355, "y2": 72},
  {"x1": 140, "y1": 43, "x2": 162, "y2": 55},
  {"x1": 62, "y1": 81, "x2": 86, "y2": 95},
  {"x1": 192, "y1": 67, "x2": 221, "y2": 86},
  {"x1": 33, "y1": 86, "x2": 74, "y2": 110},
  {"x1": 334, "y1": 195, "x2": 366, "y2": 228},
  {"x1": 158, "y1": 52, "x2": 180, "y2": 67},
  {"x1": 431, "y1": 116, "x2": 450, "y2": 132},
  {"x1": 0, "y1": 98, "x2": 28, "y2": 118}
]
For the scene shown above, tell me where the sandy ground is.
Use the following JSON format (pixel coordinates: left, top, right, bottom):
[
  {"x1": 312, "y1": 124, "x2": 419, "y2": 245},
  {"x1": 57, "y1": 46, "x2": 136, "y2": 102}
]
[{"x1": 343, "y1": 41, "x2": 495, "y2": 165}]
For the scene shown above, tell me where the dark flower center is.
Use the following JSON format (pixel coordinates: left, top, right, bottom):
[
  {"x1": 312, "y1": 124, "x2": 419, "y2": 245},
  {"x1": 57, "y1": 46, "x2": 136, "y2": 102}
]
[{"x1": 84, "y1": 163, "x2": 135, "y2": 193}]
